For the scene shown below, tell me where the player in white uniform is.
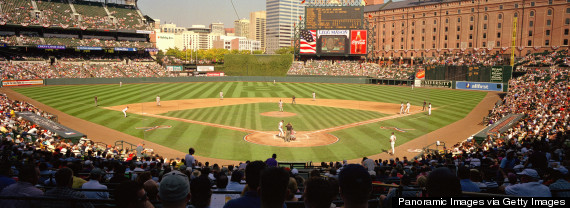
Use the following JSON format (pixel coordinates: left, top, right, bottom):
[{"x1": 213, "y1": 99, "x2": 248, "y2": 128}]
[
  {"x1": 405, "y1": 101, "x2": 410, "y2": 114},
  {"x1": 277, "y1": 120, "x2": 284, "y2": 137},
  {"x1": 120, "y1": 81, "x2": 122, "y2": 87},
  {"x1": 279, "y1": 99, "x2": 283, "y2": 112},
  {"x1": 390, "y1": 132, "x2": 396, "y2": 155},
  {"x1": 312, "y1": 92, "x2": 316, "y2": 101},
  {"x1": 428, "y1": 103, "x2": 432, "y2": 115},
  {"x1": 122, "y1": 106, "x2": 129, "y2": 117},
  {"x1": 400, "y1": 102, "x2": 404, "y2": 114},
  {"x1": 156, "y1": 95, "x2": 161, "y2": 106},
  {"x1": 220, "y1": 91, "x2": 223, "y2": 100}
]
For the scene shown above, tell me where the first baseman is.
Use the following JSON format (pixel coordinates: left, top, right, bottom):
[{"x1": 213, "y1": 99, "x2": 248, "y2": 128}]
[
  {"x1": 405, "y1": 101, "x2": 410, "y2": 114},
  {"x1": 400, "y1": 102, "x2": 404, "y2": 114},
  {"x1": 312, "y1": 92, "x2": 316, "y2": 101},
  {"x1": 220, "y1": 91, "x2": 223, "y2": 100},
  {"x1": 279, "y1": 99, "x2": 283, "y2": 112},
  {"x1": 428, "y1": 103, "x2": 432, "y2": 116},
  {"x1": 94, "y1": 96, "x2": 98, "y2": 107},
  {"x1": 156, "y1": 95, "x2": 161, "y2": 106}
]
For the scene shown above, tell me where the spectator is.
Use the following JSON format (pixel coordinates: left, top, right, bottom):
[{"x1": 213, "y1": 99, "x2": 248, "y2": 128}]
[
  {"x1": 303, "y1": 177, "x2": 336, "y2": 208},
  {"x1": 259, "y1": 167, "x2": 290, "y2": 208},
  {"x1": 81, "y1": 168, "x2": 109, "y2": 199},
  {"x1": 285, "y1": 177, "x2": 298, "y2": 202},
  {"x1": 223, "y1": 160, "x2": 266, "y2": 208},
  {"x1": 0, "y1": 164, "x2": 43, "y2": 208},
  {"x1": 426, "y1": 167, "x2": 462, "y2": 197},
  {"x1": 0, "y1": 161, "x2": 15, "y2": 192},
  {"x1": 115, "y1": 180, "x2": 154, "y2": 208},
  {"x1": 361, "y1": 157, "x2": 376, "y2": 176},
  {"x1": 190, "y1": 175, "x2": 213, "y2": 208},
  {"x1": 45, "y1": 167, "x2": 93, "y2": 208},
  {"x1": 458, "y1": 166, "x2": 481, "y2": 192},
  {"x1": 549, "y1": 169, "x2": 570, "y2": 197},
  {"x1": 143, "y1": 179, "x2": 159, "y2": 202},
  {"x1": 185, "y1": 147, "x2": 196, "y2": 171},
  {"x1": 503, "y1": 169, "x2": 551, "y2": 197},
  {"x1": 227, "y1": 170, "x2": 245, "y2": 191},
  {"x1": 338, "y1": 164, "x2": 372, "y2": 208},
  {"x1": 265, "y1": 153, "x2": 278, "y2": 167},
  {"x1": 381, "y1": 174, "x2": 418, "y2": 208},
  {"x1": 159, "y1": 170, "x2": 191, "y2": 208},
  {"x1": 216, "y1": 174, "x2": 229, "y2": 189}
]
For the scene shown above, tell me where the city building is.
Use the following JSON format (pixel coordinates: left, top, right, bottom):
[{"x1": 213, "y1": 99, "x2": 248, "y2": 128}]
[
  {"x1": 364, "y1": 0, "x2": 570, "y2": 59},
  {"x1": 234, "y1": 19, "x2": 250, "y2": 38},
  {"x1": 210, "y1": 22, "x2": 225, "y2": 35},
  {"x1": 266, "y1": 0, "x2": 305, "y2": 54},
  {"x1": 213, "y1": 36, "x2": 262, "y2": 52},
  {"x1": 249, "y1": 11, "x2": 267, "y2": 51}
]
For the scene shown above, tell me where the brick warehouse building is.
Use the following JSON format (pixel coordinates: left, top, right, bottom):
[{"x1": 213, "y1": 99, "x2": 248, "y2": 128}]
[{"x1": 364, "y1": 0, "x2": 570, "y2": 59}]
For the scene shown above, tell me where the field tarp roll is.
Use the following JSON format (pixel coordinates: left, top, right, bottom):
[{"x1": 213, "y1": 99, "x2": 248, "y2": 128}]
[
  {"x1": 16, "y1": 111, "x2": 84, "y2": 140},
  {"x1": 473, "y1": 114, "x2": 524, "y2": 143}
]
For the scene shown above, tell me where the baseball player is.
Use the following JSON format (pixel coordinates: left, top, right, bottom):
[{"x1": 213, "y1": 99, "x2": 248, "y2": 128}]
[
  {"x1": 122, "y1": 106, "x2": 129, "y2": 117},
  {"x1": 273, "y1": 80, "x2": 276, "y2": 85},
  {"x1": 428, "y1": 103, "x2": 432, "y2": 116},
  {"x1": 94, "y1": 96, "x2": 98, "y2": 107},
  {"x1": 220, "y1": 91, "x2": 223, "y2": 100},
  {"x1": 400, "y1": 102, "x2": 404, "y2": 114},
  {"x1": 279, "y1": 99, "x2": 283, "y2": 112},
  {"x1": 390, "y1": 132, "x2": 396, "y2": 155},
  {"x1": 312, "y1": 92, "x2": 316, "y2": 101},
  {"x1": 292, "y1": 96, "x2": 296, "y2": 104},
  {"x1": 120, "y1": 81, "x2": 122, "y2": 87},
  {"x1": 277, "y1": 120, "x2": 284, "y2": 137},
  {"x1": 405, "y1": 101, "x2": 410, "y2": 114},
  {"x1": 156, "y1": 95, "x2": 161, "y2": 106},
  {"x1": 422, "y1": 100, "x2": 426, "y2": 111}
]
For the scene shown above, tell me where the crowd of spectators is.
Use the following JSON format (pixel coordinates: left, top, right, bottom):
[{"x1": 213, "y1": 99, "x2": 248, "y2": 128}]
[
  {"x1": 288, "y1": 60, "x2": 416, "y2": 79},
  {"x1": 515, "y1": 50, "x2": 570, "y2": 69},
  {"x1": 36, "y1": 0, "x2": 76, "y2": 28},
  {"x1": 0, "y1": 0, "x2": 38, "y2": 25},
  {"x1": 1, "y1": 62, "x2": 167, "y2": 79},
  {"x1": 0, "y1": 35, "x2": 153, "y2": 48},
  {"x1": 422, "y1": 53, "x2": 507, "y2": 66}
]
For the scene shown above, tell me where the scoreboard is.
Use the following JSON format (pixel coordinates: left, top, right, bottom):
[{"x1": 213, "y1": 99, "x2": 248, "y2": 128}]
[{"x1": 305, "y1": 6, "x2": 363, "y2": 30}]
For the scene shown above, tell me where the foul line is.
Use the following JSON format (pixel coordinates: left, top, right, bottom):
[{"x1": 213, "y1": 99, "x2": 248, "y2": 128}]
[{"x1": 310, "y1": 111, "x2": 422, "y2": 134}]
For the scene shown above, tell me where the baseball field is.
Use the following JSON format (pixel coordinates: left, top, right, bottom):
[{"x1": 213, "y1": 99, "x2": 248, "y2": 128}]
[{"x1": 11, "y1": 81, "x2": 491, "y2": 162}]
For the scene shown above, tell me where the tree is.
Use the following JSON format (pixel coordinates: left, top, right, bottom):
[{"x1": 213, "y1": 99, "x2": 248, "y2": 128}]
[{"x1": 275, "y1": 46, "x2": 294, "y2": 55}]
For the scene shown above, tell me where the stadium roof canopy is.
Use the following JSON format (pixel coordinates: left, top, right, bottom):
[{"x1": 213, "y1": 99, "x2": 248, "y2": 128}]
[{"x1": 364, "y1": 0, "x2": 461, "y2": 12}]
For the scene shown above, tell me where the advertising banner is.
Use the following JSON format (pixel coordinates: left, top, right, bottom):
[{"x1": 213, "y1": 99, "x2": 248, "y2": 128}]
[
  {"x1": 319, "y1": 35, "x2": 347, "y2": 54},
  {"x1": 166, "y1": 66, "x2": 183, "y2": 71},
  {"x1": 422, "y1": 80, "x2": 452, "y2": 88},
  {"x1": 37, "y1": 45, "x2": 66, "y2": 50},
  {"x1": 114, "y1": 47, "x2": 137, "y2": 52},
  {"x1": 206, "y1": 72, "x2": 225, "y2": 76},
  {"x1": 456, "y1": 81, "x2": 503, "y2": 91},
  {"x1": 136, "y1": 30, "x2": 154, "y2": 34},
  {"x1": 77, "y1": 46, "x2": 103, "y2": 51},
  {"x1": 197, "y1": 66, "x2": 215, "y2": 72},
  {"x1": 317, "y1": 30, "x2": 349, "y2": 38},
  {"x1": 145, "y1": 48, "x2": 159, "y2": 52},
  {"x1": 2, "y1": 79, "x2": 43, "y2": 87},
  {"x1": 415, "y1": 69, "x2": 426, "y2": 80},
  {"x1": 350, "y1": 30, "x2": 367, "y2": 54}
]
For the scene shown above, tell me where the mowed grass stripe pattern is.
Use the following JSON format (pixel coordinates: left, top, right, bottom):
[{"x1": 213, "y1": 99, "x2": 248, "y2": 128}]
[
  {"x1": 162, "y1": 103, "x2": 387, "y2": 131},
  {"x1": 13, "y1": 82, "x2": 486, "y2": 162}
]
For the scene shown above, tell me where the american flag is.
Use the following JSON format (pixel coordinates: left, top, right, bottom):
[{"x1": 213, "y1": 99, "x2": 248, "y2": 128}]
[{"x1": 300, "y1": 30, "x2": 316, "y2": 54}]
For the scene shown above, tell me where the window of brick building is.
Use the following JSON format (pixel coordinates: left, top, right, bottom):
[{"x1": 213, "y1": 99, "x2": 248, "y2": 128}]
[
  {"x1": 457, "y1": 26, "x2": 461, "y2": 31},
  {"x1": 456, "y1": 43, "x2": 460, "y2": 48},
  {"x1": 446, "y1": 18, "x2": 449, "y2": 23},
  {"x1": 470, "y1": 16, "x2": 474, "y2": 21},
  {"x1": 497, "y1": 32, "x2": 501, "y2": 38},
  {"x1": 483, "y1": 33, "x2": 487, "y2": 38},
  {"x1": 445, "y1": 27, "x2": 448, "y2": 32},
  {"x1": 434, "y1": 20, "x2": 437, "y2": 25},
  {"x1": 545, "y1": 40, "x2": 550, "y2": 45},
  {"x1": 567, "y1": 8, "x2": 570, "y2": 13},
  {"x1": 528, "y1": 40, "x2": 532, "y2": 46},
  {"x1": 458, "y1": 9, "x2": 461, "y2": 14},
  {"x1": 469, "y1": 42, "x2": 472, "y2": 47},
  {"x1": 457, "y1": 35, "x2": 460, "y2": 39},
  {"x1": 470, "y1": 25, "x2": 474, "y2": 30},
  {"x1": 548, "y1": 9, "x2": 552, "y2": 16},
  {"x1": 445, "y1": 35, "x2": 448, "y2": 40},
  {"x1": 530, "y1": 21, "x2": 533, "y2": 27},
  {"x1": 392, "y1": 31, "x2": 394, "y2": 35},
  {"x1": 471, "y1": 8, "x2": 475, "y2": 13},
  {"x1": 444, "y1": 43, "x2": 448, "y2": 48},
  {"x1": 498, "y1": 14, "x2": 502, "y2": 19},
  {"x1": 458, "y1": 17, "x2": 461, "y2": 23},
  {"x1": 402, "y1": 22, "x2": 405, "y2": 26},
  {"x1": 529, "y1": 31, "x2": 533, "y2": 36},
  {"x1": 500, "y1": 5, "x2": 504, "y2": 10},
  {"x1": 485, "y1": 7, "x2": 488, "y2": 11},
  {"x1": 530, "y1": 2, "x2": 535, "y2": 7},
  {"x1": 433, "y1": 28, "x2": 436, "y2": 32},
  {"x1": 566, "y1": 18, "x2": 570, "y2": 25},
  {"x1": 412, "y1": 30, "x2": 415, "y2": 34},
  {"x1": 422, "y1": 36, "x2": 425, "y2": 41},
  {"x1": 421, "y1": 44, "x2": 424, "y2": 49},
  {"x1": 422, "y1": 28, "x2": 425, "y2": 33},
  {"x1": 548, "y1": 0, "x2": 553, "y2": 5},
  {"x1": 530, "y1": 11, "x2": 534, "y2": 17},
  {"x1": 484, "y1": 24, "x2": 487, "y2": 29},
  {"x1": 498, "y1": 23, "x2": 502, "y2": 28},
  {"x1": 391, "y1": 38, "x2": 394, "y2": 42},
  {"x1": 546, "y1": 30, "x2": 550, "y2": 36},
  {"x1": 483, "y1": 42, "x2": 486, "y2": 47},
  {"x1": 401, "y1": 37, "x2": 404, "y2": 42},
  {"x1": 564, "y1": 39, "x2": 569, "y2": 45},
  {"x1": 484, "y1": 15, "x2": 488, "y2": 20},
  {"x1": 497, "y1": 41, "x2": 501, "y2": 46},
  {"x1": 515, "y1": 4, "x2": 519, "y2": 9},
  {"x1": 547, "y1": 20, "x2": 551, "y2": 26},
  {"x1": 565, "y1": 29, "x2": 569, "y2": 35},
  {"x1": 433, "y1": 36, "x2": 436, "y2": 40},
  {"x1": 469, "y1": 34, "x2": 473, "y2": 39}
]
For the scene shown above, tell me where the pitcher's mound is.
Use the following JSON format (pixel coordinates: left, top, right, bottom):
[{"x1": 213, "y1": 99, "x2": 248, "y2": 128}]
[
  {"x1": 244, "y1": 131, "x2": 339, "y2": 147},
  {"x1": 260, "y1": 111, "x2": 297, "y2": 117}
]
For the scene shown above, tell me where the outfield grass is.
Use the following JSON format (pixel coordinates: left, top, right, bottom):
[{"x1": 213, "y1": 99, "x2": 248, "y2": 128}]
[
  {"x1": 13, "y1": 82, "x2": 487, "y2": 162},
  {"x1": 162, "y1": 103, "x2": 388, "y2": 131}
]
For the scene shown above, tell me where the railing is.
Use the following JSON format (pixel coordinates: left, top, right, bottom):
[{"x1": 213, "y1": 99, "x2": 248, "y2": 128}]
[{"x1": 114, "y1": 140, "x2": 137, "y2": 151}]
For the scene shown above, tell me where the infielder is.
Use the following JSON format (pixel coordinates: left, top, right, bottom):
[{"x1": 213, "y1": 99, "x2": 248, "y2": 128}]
[
  {"x1": 428, "y1": 103, "x2": 432, "y2": 116},
  {"x1": 422, "y1": 100, "x2": 426, "y2": 111},
  {"x1": 94, "y1": 96, "x2": 98, "y2": 107},
  {"x1": 312, "y1": 92, "x2": 316, "y2": 101},
  {"x1": 120, "y1": 81, "x2": 122, "y2": 87},
  {"x1": 122, "y1": 106, "x2": 129, "y2": 117},
  {"x1": 277, "y1": 120, "x2": 284, "y2": 137},
  {"x1": 156, "y1": 95, "x2": 161, "y2": 106},
  {"x1": 390, "y1": 132, "x2": 396, "y2": 155},
  {"x1": 279, "y1": 99, "x2": 283, "y2": 112},
  {"x1": 405, "y1": 101, "x2": 410, "y2": 114},
  {"x1": 400, "y1": 102, "x2": 404, "y2": 114},
  {"x1": 292, "y1": 96, "x2": 296, "y2": 104},
  {"x1": 220, "y1": 91, "x2": 223, "y2": 100}
]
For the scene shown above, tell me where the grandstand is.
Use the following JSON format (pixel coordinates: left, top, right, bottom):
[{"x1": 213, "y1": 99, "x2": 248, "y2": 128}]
[
  {"x1": 36, "y1": 0, "x2": 76, "y2": 27},
  {"x1": 106, "y1": 3, "x2": 148, "y2": 30},
  {"x1": 0, "y1": 0, "x2": 36, "y2": 25},
  {"x1": 73, "y1": 1, "x2": 114, "y2": 30}
]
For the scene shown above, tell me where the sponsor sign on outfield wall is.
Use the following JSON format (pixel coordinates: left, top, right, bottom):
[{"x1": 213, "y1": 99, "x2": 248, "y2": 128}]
[
  {"x1": 197, "y1": 66, "x2": 215, "y2": 72},
  {"x1": 2, "y1": 79, "x2": 43, "y2": 87},
  {"x1": 350, "y1": 30, "x2": 366, "y2": 54},
  {"x1": 37, "y1": 45, "x2": 66, "y2": 49},
  {"x1": 422, "y1": 80, "x2": 452, "y2": 88},
  {"x1": 490, "y1": 67, "x2": 504, "y2": 83},
  {"x1": 415, "y1": 69, "x2": 426, "y2": 80},
  {"x1": 166, "y1": 66, "x2": 183, "y2": 71},
  {"x1": 206, "y1": 72, "x2": 225, "y2": 76},
  {"x1": 114, "y1": 47, "x2": 137, "y2": 52},
  {"x1": 456, "y1": 81, "x2": 503, "y2": 91},
  {"x1": 77, "y1": 46, "x2": 103, "y2": 51}
]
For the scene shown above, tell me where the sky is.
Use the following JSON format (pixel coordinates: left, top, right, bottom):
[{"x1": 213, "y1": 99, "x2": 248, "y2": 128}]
[{"x1": 137, "y1": 0, "x2": 266, "y2": 28}]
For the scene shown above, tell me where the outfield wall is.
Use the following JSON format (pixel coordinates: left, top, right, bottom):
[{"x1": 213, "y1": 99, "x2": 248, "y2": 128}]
[{"x1": 43, "y1": 76, "x2": 370, "y2": 85}]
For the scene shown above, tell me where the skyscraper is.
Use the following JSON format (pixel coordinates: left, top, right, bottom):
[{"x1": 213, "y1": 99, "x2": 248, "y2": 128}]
[
  {"x1": 249, "y1": 11, "x2": 266, "y2": 52},
  {"x1": 210, "y1": 22, "x2": 225, "y2": 35},
  {"x1": 234, "y1": 19, "x2": 250, "y2": 39},
  {"x1": 266, "y1": 0, "x2": 305, "y2": 54}
]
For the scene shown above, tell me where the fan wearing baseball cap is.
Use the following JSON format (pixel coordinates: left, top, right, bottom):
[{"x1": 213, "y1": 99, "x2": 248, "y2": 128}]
[
  {"x1": 159, "y1": 171, "x2": 191, "y2": 208},
  {"x1": 502, "y1": 169, "x2": 551, "y2": 197}
]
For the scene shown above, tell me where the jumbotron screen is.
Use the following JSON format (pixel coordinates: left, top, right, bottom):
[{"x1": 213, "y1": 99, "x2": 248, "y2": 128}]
[{"x1": 305, "y1": 6, "x2": 363, "y2": 30}]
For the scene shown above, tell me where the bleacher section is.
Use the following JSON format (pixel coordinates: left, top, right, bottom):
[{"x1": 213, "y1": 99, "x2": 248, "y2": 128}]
[
  {"x1": 44, "y1": 37, "x2": 81, "y2": 47},
  {"x1": 73, "y1": 1, "x2": 114, "y2": 30},
  {"x1": 18, "y1": 36, "x2": 43, "y2": 46},
  {"x1": 0, "y1": 0, "x2": 37, "y2": 25},
  {"x1": 0, "y1": 35, "x2": 18, "y2": 46},
  {"x1": 107, "y1": 3, "x2": 148, "y2": 30},
  {"x1": 36, "y1": 0, "x2": 76, "y2": 27}
]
